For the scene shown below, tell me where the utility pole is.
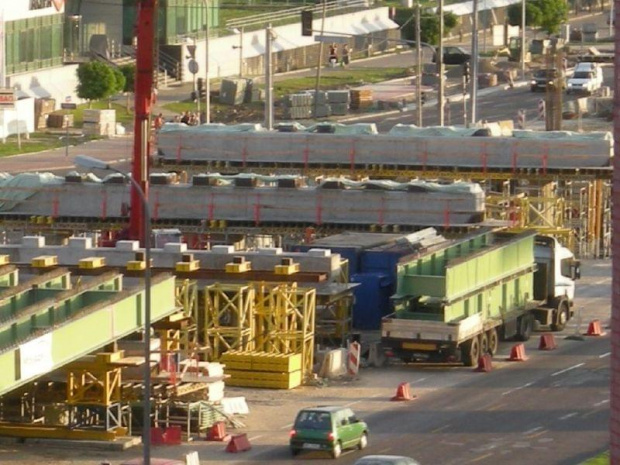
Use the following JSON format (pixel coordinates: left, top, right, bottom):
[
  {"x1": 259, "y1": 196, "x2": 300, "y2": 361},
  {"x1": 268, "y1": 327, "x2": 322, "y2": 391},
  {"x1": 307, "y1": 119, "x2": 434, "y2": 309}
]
[
  {"x1": 204, "y1": 0, "x2": 210, "y2": 123},
  {"x1": 521, "y1": 0, "x2": 526, "y2": 79},
  {"x1": 265, "y1": 24, "x2": 274, "y2": 130},
  {"x1": 313, "y1": 0, "x2": 327, "y2": 119},
  {"x1": 470, "y1": 0, "x2": 479, "y2": 125},
  {"x1": 416, "y1": 3, "x2": 423, "y2": 126},
  {"x1": 437, "y1": 0, "x2": 445, "y2": 125}
]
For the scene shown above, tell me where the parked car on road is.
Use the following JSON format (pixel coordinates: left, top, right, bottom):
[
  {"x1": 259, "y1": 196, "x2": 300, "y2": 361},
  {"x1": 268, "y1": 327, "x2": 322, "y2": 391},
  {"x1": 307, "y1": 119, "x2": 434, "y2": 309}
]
[
  {"x1": 530, "y1": 68, "x2": 560, "y2": 92},
  {"x1": 354, "y1": 455, "x2": 421, "y2": 465},
  {"x1": 567, "y1": 62, "x2": 603, "y2": 94},
  {"x1": 432, "y1": 46, "x2": 470, "y2": 65},
  {"x1": 290, "y1": 406, "x2": 369, "y2": 458}
]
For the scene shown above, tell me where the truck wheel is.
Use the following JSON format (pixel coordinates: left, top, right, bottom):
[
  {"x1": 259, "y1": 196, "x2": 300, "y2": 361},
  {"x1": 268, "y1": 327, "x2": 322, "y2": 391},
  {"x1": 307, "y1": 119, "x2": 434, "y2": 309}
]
[
  {"x1": 461, "y1": 337, "x2": 480, "y2": 367},
  {"x1": 480, "y1": 332, "x2": 489, "y2": 355},
  {"x1": 551, "y1": 300, "x2": 570, "y2": 332},
  {"x1": 487, "y1": 328, "x2": 499, "y2": 355},
  {"x1": 516, "y1": 314, "x2": 533, "y2": 341}
]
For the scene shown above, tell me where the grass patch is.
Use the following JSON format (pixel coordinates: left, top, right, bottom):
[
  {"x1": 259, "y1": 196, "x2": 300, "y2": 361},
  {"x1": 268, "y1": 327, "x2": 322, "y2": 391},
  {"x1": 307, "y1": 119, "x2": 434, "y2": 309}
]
[
  {"x1": 0, "y1": 132, "x2": 97, "y2": 158},
  {"x1": 272, "y1": 66, "x2": 410, "y2": 97},
  {"x1": 72, "y1": 101, "x2": 135, "y2": 126},
  {"x1": 581, "y1": 451, "x2": 609, "y2": 465}
]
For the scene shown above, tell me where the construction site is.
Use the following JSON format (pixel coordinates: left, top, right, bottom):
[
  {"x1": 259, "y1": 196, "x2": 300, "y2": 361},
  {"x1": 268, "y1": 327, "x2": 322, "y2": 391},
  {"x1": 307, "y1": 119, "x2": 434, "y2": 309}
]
[{"x1": 0, "y1": 1, "x2": 616, "y2": 464}]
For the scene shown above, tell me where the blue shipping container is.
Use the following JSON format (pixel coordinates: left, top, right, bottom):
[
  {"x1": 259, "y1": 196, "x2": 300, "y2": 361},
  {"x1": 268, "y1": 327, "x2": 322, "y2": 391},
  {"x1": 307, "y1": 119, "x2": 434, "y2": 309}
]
[{"x1": 350, "y1": 272, "x2": 393, "y2": 330}]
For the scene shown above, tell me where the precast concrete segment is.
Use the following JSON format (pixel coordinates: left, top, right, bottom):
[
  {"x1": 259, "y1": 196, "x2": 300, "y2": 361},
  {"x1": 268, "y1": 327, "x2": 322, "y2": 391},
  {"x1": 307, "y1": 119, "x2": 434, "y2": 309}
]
[
  {"x1": 157, "y1": 127, "x2": 613, "y2": 171},
  {"x1": 612, "y1": 1, "x2": 620, "y2": 459},
  {"x1": 0, "y1": 179, "x2": 486, "y2": 228}
]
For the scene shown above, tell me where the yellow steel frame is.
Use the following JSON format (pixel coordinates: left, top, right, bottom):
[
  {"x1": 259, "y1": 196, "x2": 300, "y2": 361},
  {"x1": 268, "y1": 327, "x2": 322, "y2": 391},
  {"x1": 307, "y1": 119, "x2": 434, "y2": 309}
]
[
  {"x1": 204, "y1": 283, "x2": 255, "y2": 360},
  {"x1": 66, "y1": 361, "x2": 122, "y2": 407}
]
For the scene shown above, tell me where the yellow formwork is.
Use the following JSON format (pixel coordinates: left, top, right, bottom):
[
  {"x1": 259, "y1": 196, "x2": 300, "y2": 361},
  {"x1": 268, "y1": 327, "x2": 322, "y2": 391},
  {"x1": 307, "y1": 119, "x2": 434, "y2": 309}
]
[
  {"x1": 66, "y1": 353, "x2": 123, "y2": 407},
  {"x1": 225, "y1": 369, "x2": 302, "y2": 389},
  {"x1": 203, "y1": 283, "x2": 255, "y2": 360}
]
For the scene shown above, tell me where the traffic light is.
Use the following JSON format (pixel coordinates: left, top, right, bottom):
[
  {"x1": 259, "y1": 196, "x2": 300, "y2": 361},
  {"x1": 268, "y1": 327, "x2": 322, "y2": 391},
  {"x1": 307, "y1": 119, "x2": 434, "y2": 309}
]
[
  {"x1": 301, "y1": 10, "x2": 313, "y2": 36},
  {"x1": 462, "y1": 62, "x2": 470, "y2": 84}
]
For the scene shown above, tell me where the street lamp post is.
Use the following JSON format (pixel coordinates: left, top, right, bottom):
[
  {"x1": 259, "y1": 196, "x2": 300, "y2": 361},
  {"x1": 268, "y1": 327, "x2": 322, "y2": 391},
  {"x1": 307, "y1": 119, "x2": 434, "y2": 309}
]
[
  {"x1": 74, "y1": 154, "x2": 152, "y2": 465},
  {"x1": 204, "y1": 0, "x2": 210, "y2": 124},
  {"x1": 231, "y1": 27, "x2": 244, "y2": 78}
]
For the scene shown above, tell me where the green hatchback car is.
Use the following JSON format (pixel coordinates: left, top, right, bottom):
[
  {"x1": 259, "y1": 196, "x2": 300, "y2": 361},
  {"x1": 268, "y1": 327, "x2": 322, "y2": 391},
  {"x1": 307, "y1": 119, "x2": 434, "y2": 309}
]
[{"x1": 289, "y1": 406, "x2": 369, "y2": 458}]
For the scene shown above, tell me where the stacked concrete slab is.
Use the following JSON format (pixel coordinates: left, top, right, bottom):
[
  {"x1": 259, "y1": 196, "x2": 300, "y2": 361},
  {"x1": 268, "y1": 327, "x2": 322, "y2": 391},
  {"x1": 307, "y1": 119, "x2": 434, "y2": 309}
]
[
  {"x1": 157, "y1": 124, "x2": 612, "y2": 170},
  {"x1": 0, "y1": 175, "x2": 485, "y2": 228}
]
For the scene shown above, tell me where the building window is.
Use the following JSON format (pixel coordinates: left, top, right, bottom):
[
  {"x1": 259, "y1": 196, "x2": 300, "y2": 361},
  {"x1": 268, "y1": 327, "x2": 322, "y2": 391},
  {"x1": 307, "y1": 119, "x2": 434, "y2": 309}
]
[{"x1": 30, "y1": 0, "x2": 53, "y2": 10}]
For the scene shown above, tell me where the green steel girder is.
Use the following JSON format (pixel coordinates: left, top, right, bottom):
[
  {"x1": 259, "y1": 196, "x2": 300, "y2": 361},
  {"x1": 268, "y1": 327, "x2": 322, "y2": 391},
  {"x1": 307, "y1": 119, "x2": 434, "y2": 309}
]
[
  {"x1": 0, "y1": 273, "x2": 179, "y2": 397},
  {"x1": 0, "y1": 266, "x2": 19, "y2": 288}
]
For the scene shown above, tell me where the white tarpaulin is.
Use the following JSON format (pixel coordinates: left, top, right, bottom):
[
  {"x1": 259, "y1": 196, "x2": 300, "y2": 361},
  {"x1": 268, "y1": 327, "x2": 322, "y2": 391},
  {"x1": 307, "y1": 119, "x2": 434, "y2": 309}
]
[{"x1": 20, "y1": 333, "x2": 54, "y2": 380}]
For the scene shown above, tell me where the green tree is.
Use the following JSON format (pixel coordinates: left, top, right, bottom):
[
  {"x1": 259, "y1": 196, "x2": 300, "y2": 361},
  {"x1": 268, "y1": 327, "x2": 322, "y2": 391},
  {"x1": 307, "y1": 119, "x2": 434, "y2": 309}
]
[
  {"x1": 507, "y1": 0, "x2": 567, "y2": 34},
  {"x1": 394, "y1": 9, "x2": 458, "y2": 45},
  {"x1": 119, "y1": 64, "x2": 136, "y2": 112},
  {"x1": 108, "y1": 67, "x2": 126, "y2": 109},
  {"x1": 76, "y1": 62, "x2": 118, "y2": 108}
]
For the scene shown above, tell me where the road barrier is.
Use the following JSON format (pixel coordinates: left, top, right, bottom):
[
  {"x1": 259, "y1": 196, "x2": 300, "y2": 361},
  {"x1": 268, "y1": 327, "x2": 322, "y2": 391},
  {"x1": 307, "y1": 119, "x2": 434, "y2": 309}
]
[
  {"x1": 474, "y1": 354, "x2": 493, "y2": 372},
  {"x1": 538, "y1": 99, "x2": 546, "y2": 120},
  {"x1": 391, "y1": 382, "x2": 415, "y2": 401},
  {"x1": 207, "y1": 421, "x2": 230, "y2": 441},
  {"x1": 586, "y1": 319, "x2": 606, "y2": 336},
  {"x1": 347, "y1": 341, "x2": 361, "y2": 377},
  {"x1": 226, "y1": 433, "x2": 252, "y2": 453},
  {"x1": 507, "y1": 343, "x2": 528, "y2": 361},
  {"x1": 538, "y1": 333, "x2": 557, "y2": 351}
]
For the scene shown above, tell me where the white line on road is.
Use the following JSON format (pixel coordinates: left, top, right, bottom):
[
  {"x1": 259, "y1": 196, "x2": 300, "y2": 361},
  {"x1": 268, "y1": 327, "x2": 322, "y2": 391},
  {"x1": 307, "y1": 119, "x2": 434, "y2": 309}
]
[
  {"x1": 249, "y1": 435, "x2": 264, "y2": 441},
  {"x1": 551, "y1": 363, "x2": 585, "y2": 377},
  {"x1": 280, "y1": 423, "x2": 294, "y2": 429},
  {"x1": 593, "y1": 399, "x2": 610, "y2": 407},
  {"x1": 345, "y1": 400, "x2": 362, "y2": 407},
  {"x1": 593, "y1": 279, "x2": 611, "y2": 285},
  {"x1": 411, "y1": 377, "x2": 427, "y2": 384},
  {"x1": 600, "y1": 352, "x2": 611, "y2": 358},
  {"x1": 559, "y1": 412, "x2": 578, "y2": 420},
  {"x1": 502, "y1": 382, "x2": 533, "y2": 396},
  {"x1": 523, "y1": 426, "x2": 543, "y2": 435}
]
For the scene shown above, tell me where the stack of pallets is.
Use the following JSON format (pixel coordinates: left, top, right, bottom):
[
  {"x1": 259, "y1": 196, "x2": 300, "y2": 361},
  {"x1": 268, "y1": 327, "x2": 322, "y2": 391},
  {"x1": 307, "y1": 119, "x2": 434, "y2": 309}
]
[{"x1": 350, "y1": 89, "x2": 373, "y2": 110}]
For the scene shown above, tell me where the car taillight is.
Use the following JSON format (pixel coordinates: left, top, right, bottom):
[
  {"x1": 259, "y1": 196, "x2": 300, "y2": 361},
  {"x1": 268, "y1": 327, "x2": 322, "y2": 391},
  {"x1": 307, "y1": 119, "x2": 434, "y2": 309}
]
[
  {"x1": 289, "y1": 429, "x2": 297, "y2": 438},
  {"x1": 327, "y1": 432, "x2": 334, "y2": 441}
]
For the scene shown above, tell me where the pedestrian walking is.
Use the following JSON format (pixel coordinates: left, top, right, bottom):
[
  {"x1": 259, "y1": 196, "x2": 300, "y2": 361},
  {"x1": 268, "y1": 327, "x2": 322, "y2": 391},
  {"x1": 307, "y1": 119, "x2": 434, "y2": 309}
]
[
  {"x1": 341, "y1": 44, "x2": 351, "y2": 67},
  {"x1": 154, "y1": 113, "x2": 164, "y2": 131},
  {"x1": 328, "y1": 43, "x2": 338, "y2": 67}
]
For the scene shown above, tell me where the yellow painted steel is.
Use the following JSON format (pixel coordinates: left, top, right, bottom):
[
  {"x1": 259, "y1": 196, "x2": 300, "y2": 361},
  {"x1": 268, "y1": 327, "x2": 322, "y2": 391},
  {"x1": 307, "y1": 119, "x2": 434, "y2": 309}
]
[
  {"x1": 176, "y1": 260, "x2": 200, "y2": 272},
  {"x1": 204, "y1": 283, "x2": 255, "y2": 360},
  {"x1": 225, "y1": 262, "x2": 252, "y2": 273},
  {"x1": 78, "y1": 256, "x2": 106, "y2": 269},
  {"x1": 0, "y1": 255, "x2": 9, "y2": 266},
  {"x1": 0, "y1": 423, "x2": 127, "y2": 440},
  {"x1": 31, "y1": 255, "x2": 58, "y2": 268},
  {"x1": 66, "y1": 353, "x2": 123, "y2": 407},
  {"x1": 225, "y1": 369, "x2": 303, "y2": 389},
  {"x1": 274, "y1": 263, "x2": 300, "y2": 275},
  {"x1": 126, "y1": 260, "x2": 147, "y2": 271}
]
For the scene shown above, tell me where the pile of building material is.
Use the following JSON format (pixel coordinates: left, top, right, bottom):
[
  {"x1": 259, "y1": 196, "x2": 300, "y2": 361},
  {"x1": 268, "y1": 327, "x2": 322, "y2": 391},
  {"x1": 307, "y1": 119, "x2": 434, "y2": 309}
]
[
  {"x1": 283, "y1": 92, "x2": 314, "y2": 120},
  {"x1": 82, "y1": 109, "x2": 116, "y2": 137},
  {"x1": 34, "y1": 98, "x2": 55, "y2": 130},
  {"x1": 350, "y1": 89, "x2": 373, "y2": 110},
  {"x1": 221, "y1": 351, "x2": 303, "y2": 389},
  {"x1": 219, "y1": 79, "x2": 249, "y2": 105},
  {"x1": 327, "y1": 90, "x2": 350, "y2": 116}
]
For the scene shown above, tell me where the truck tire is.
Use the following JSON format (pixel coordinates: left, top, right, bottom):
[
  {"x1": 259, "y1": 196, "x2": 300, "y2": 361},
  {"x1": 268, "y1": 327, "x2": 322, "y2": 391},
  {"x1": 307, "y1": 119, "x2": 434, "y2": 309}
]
[
  {"x1": 516, "y1": 314, "x2": 534, "y2": 341},
  {"x1": 461, "y1": 337, "x2": 480, "y2": 367},
  {"x1": 551, "y1": 299, "x2": 570, "y2": 332},
  {"x1": 487, "y1": 328, "x2": 499, "y2": 355},
  {"x1": 480, "y1": 332, "x2": 489, "y2": 355}
]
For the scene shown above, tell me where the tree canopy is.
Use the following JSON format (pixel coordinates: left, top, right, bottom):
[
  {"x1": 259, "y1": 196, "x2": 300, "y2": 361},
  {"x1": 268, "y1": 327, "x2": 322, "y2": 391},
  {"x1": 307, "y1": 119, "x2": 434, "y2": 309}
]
[
  {"x1": 394, "y1": 9, "x2": 459, "y2": 46},
  {"x1": 76, "y1": 62, "x2": 121, "y2": 105},
  {"x1": 507, "y1": 0, "x2": 568, "y2": 34}
]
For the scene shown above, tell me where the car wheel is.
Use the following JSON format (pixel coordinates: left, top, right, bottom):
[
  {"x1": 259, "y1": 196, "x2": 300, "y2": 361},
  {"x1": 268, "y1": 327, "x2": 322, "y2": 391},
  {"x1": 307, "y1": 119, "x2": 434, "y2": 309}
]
[
  {"x1": 332, "y1": 441, "x2": 342, "y2": 459},
  {"x1": 358, "y1": 432, "x2": 368, "y2": 450}
]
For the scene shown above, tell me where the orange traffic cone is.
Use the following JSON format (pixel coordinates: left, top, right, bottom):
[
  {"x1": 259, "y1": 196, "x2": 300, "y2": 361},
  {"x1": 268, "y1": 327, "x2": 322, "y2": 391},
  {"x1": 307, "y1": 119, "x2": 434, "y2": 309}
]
[
  {"x1": 507, "y1": 343, "x2": 528, "y2": 361},
  {"x1": 585, "y1": 319, "x2": 606, "y2": 337},
  {"x1": 391, "y1": 382, "x2": 415, "y2": 401},
  {"x1": 474, "y1": 354, "x2": 493, "y2": 372},
  {"x1": 539, "y1": 333, "x2": 557, "y2": 350}
]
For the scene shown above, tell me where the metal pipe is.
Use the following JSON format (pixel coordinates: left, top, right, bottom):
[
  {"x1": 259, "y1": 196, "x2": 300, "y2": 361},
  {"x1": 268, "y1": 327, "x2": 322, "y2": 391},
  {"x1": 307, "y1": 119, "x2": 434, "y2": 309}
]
[
  {"x1": 313, "y1": 0, "x2": 328, "y2": 119},
  {"x1": 437, "y1": 0, "x2": 444, "y2": 126},
  {"x1": 265, "y1": 24, "x2": 274, "y2": 130},
  {"x1": 204, "y1": 0, "x2": 210, "y2": 124},
  {"x1": 416, "y1": 2, "x2": 423, "y2": 126},
  {"x1": 521, "y1": 0, "x2": 526, "y2": 80},
  {"x1": 470, "y1": 0, "x2": 479, "y2": 125}
]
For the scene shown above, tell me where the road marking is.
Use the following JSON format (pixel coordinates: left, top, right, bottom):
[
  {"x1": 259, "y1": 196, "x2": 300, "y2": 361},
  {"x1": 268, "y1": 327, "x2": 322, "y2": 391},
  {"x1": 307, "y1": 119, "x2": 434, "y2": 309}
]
[
  {"x1": 599, "y1": 352, "x2": 611, "y2": 358},
  {"x1": 523, "y1": 426, "x2": 543, "y2": 435},
  {"x1": 345, "y1": 400, "x2": 362, "y2": 406},
  {"x1": 559, "y1": 412, "x2": 578, "y2": 420},
  {"x1": 431, "y1": 424, "x2": 451, "y2": 433},
  {"x1": 551, "y1": 363, "x2": 584, "y2": 377},
  {"x1": 466, "y1": 453, "x2": 494, "y2": 463},
  {"x1": 248, "y1": 434, "x2": 264, "y2": 441},
  {"x1": 593, "y1": 278, "x2": 611, "y2": 285},
  {"x1": 526, "y1": 430, "x2": 547, "y2": 439},
  {"x1": 377, "y1": 448, "x2": 391, "y2": 454},
  {"x1": 593, "y1": 399, "x2": 610, "y2": 407},
  {"x1": 280, "y1": 423, "x2": 294, "y2": 429},
  {"x1": 442, "y1": 441, "x2": 465, "y2": 446},
  {"x1": 502, "y1": 382, "x2": 533, "y2": 396},
  {"x1": 487, "y1": 403, "x2": 505, "y2": 411},
  {"x1": 411, "y1": 377, "x2": 427, "y2": 384}
]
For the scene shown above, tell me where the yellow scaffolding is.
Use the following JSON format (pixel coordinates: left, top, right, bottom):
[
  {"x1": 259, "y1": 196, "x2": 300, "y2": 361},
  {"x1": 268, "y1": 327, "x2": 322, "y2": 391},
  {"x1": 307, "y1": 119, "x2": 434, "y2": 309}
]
[{"x1": 203, "y1": 283, "x2": 255, "y2": 360}]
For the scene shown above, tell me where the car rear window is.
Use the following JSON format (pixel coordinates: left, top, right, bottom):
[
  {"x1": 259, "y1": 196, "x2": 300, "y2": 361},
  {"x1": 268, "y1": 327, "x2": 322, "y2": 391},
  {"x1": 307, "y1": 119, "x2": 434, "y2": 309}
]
[{"x1": 295, "y1": 411, "x2": 332, "y2": 430}]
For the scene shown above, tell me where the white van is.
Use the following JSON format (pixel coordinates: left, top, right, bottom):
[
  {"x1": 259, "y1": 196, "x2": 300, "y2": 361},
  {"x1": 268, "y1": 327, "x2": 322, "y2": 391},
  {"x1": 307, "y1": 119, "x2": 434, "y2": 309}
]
[{"x1": 567, "y1": 62, "x2": 603, "y2": 94}]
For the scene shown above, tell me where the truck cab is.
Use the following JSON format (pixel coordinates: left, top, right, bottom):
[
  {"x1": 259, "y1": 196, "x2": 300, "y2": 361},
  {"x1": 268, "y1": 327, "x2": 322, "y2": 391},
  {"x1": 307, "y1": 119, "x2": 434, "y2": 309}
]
[{"x1": 567, "y1": 62, "x2": 603, "y2": 94}]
